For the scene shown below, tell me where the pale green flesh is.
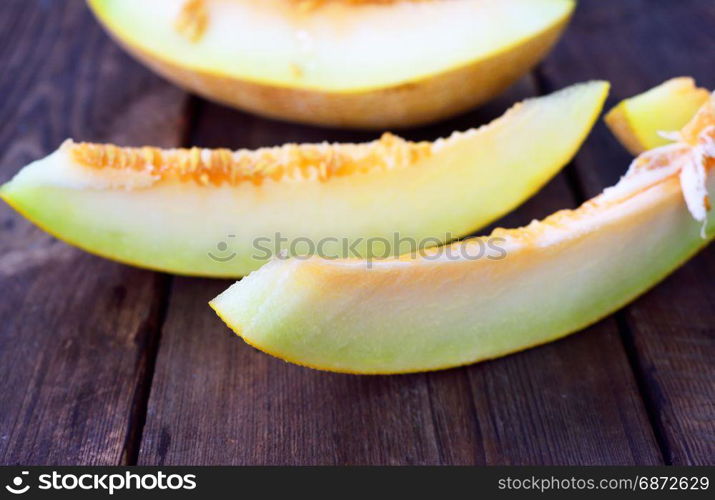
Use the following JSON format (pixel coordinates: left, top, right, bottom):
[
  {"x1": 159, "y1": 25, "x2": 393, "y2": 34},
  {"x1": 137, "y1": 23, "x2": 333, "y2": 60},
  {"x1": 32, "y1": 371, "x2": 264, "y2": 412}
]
[
  {"x1": 211, "y1": 172, "x2": 714, "y2": 374},
  {"x1": 0, "y1": 82, "x2": 607, "y2": 277},
  {"x1": 626, "y1": 84, "x2": 709, "y2": 150},
  {"x1": 89, "y1": 0, "x2": 573, "y2": 92}
]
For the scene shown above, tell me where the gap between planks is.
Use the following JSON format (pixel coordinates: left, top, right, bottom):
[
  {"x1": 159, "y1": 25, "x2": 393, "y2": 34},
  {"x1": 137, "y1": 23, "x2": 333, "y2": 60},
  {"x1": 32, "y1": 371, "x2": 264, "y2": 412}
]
[
  {"x1": 533, "y1": 64, "x2": 669, "y2": 464},
  {"x1": 119, "y1": 96, "x2": 205, "y2": 465}
]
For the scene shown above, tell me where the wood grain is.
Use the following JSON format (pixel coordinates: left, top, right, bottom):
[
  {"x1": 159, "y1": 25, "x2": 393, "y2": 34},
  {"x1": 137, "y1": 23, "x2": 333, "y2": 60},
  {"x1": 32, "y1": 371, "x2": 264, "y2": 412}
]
[
  {"x1": 1, "y1": 0, "x2": 711, "y2": 466},
  {"x1": 139, "y1": 77, "x2": 660, "y2": 465},
  {"x1": 462, "y1": 167, "x2": 660, "y2": 465},
  {"x1": 0, "y1": 0, "x2": 186, "y2": 465},
  {"x1": 537, "y1": 0, "x2": 715, "y2": 465}
]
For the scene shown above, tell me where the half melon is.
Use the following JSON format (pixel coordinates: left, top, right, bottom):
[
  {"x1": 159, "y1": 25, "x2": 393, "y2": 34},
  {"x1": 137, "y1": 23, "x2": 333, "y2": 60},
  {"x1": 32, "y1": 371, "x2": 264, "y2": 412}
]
[
  {"x1": 87, "y1": 0, "x2": 575, "y2": 128},
  {"x1": 605, "y1": 77, "x2": 710, "y2": 155},
  {"x1": 210, "y1": 94, "x2": 715, "y2": 374},
  {"x1": 0, "y1": 82, "x2": 607, "y2": 277}
]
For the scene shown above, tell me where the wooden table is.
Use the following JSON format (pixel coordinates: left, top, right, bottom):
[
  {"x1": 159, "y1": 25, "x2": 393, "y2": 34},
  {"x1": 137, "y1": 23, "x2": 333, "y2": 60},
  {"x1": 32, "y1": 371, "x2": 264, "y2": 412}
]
[{"x1": 1, "y1": 0, "x2": 713, "y2": 466}]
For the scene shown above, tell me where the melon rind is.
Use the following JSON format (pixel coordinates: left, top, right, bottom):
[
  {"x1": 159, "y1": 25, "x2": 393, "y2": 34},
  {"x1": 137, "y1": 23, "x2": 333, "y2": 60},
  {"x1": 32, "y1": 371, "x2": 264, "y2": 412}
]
[
  {"x1": 87, "y1": 0, "x2": 575, "y2": 128},
  {"x1": 210, "y1": 100, "x2": 715, "y2": 374},
  {"x1": 606, "y1": 77, "x2": 710, "y2": 155},
  {"x1": 0, "y1": 82, "x2": 608, "y2": 277}
]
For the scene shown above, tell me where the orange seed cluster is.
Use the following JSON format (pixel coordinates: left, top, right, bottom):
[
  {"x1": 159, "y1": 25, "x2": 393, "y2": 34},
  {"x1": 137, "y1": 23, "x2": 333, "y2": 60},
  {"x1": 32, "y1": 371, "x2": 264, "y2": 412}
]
[
  {"x1": 66, "y1": 133, "x2": 433, "y2": 187},
  {"x1": 175, "y1": 0, "x2": 209, "y2": 42}
]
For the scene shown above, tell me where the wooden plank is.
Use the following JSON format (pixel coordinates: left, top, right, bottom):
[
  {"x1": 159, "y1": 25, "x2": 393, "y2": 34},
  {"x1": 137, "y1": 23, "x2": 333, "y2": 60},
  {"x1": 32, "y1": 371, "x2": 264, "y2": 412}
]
[
  {"x1": 0, "y1": 0, "x2": 186, "y2": 465},
  {"x1": 137, "y1": 82, "x2": 538, "y2": 466},
  {"x1": 140, "y1": 76, "x2": 660, "y2": 464},
  {"x1": 462, "y1": 182, "x2": 661, "y2": 465},
  {"x1": 537, "y1": 0, "x2": 715, "y2": 464}
]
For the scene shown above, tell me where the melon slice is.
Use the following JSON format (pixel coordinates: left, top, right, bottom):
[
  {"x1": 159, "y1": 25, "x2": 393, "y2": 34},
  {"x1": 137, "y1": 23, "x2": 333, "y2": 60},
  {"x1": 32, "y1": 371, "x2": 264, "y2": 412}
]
[
  {"x1": 0, "y1": 82, "x2": 607, "y2": 277},
  {"x1": 210, "y1": 95, "x2": 715, "y2": 374},
  {"x1": 87, "y1": 0, "x2": 575, "y2": 128},
  {"x1": 605, "y1": 77, "x2": 710, "y2": 155}
]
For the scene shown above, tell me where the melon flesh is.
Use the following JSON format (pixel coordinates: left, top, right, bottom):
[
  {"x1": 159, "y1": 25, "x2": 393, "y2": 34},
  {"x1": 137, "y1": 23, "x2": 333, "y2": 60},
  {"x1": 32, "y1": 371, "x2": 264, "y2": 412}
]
[
  {"x1": 605, "y1": 77, "x2": 710, "y2": 155},
  {"x1": 0, "y1": 82, "x2": 607, "y2": 277},
  {"x1": 87, "y1": 0, "x2": 575, "y2": 128},
  {"x1": 210, "y1": 96, "x2": 715, "y2": 374}
]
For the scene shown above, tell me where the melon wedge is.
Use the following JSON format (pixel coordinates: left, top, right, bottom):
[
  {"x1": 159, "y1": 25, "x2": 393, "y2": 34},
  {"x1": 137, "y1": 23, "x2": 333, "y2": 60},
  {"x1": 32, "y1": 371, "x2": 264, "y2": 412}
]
[
  {"x1": 210, "y1": 95, "x2": 715, "y2": 374},
  {"x1": 0, "y1": 82, "x2": 607, "y2": 278},
  {"x1": 87, "y1": 0, "x2": 575, "y2": 128},
  {"x1": 605, "y1": 77, "x2": 710, "y2": 155}
]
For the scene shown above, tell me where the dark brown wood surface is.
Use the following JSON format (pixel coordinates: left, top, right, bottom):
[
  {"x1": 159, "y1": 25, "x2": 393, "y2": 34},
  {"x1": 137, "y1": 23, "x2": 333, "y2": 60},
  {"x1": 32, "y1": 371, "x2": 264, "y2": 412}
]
[
  {"x1": 537, "y1": 0, "x2": 715, "y2": 465},
  {"x1": 0, "y1": 0, "x2": 188, "y2": 465},
  {"x1": 0, "y1": 0, "x2": 712, "y2": 465}
]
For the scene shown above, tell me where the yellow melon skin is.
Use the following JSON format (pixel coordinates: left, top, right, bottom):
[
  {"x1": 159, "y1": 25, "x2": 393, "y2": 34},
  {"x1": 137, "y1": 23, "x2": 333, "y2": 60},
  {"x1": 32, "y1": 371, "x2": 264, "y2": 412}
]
[
  {"x1": 210, "y1": 98, "x2": 715, "y2": 374},
  {"x1": 0, "y1": 82, "x2": 607, "y2": 278},
  {"x1": 87, "y1": 0, "x2": 574, "y2": 129},
  {"x1": 605, "y1": 77, "x2": 710, "y2": 155}
]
